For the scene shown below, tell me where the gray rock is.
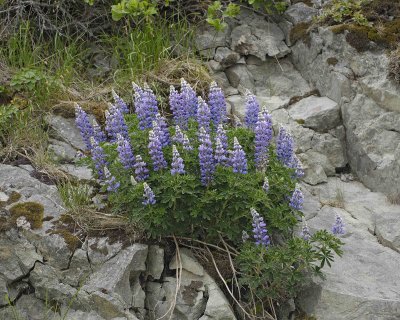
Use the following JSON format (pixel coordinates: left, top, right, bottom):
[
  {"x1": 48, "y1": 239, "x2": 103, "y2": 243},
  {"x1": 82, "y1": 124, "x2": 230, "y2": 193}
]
[
  {"x1": 86, "y1": 237, "x2": 123, "y2": 267},
  {"x1": 47, "y1": 139, "x2": 77, "y2": 162},
  {"x1": 147, "y1": 245, "x2": 164, "y2": 280},
  {"x1": 258, "y1": 96, "x2": 289, "y2": 111},
  {"x1": 302, "y1": 162, "x2": 328, "y2": 185},
  {"x1": 342, "y1": 94, "x2": 400, "y2": 194},
  {"x1": 45, "y1": 115, "x2": 86, "y2": 150},
  {"x1": 59, "y1": 164, "x2": 94, "y2": 181},
  {"x1": 195, "y1": 25, "x2": 230, "y2": 59},
  {"x1": 0, "y1": 191, "x2": 9, "y2": 202},
  {"x1": 18, "y1": 164, "x2": 34, "y2": 173},
  {"x1": 226, "y1": 95, "x2": 246, "y2": 121},
  {"x1": 169, "y1": 248, "x2": 204, "y2": 276},
  {"x1": 214, "y1": 47, "x2": 240, "y2": 68},
  {"x1": 288, "y1": 96, "x2": 340, "y2": 132},
  {"x1": 225, "y1": 64, "x2": 254, "y2": 91},
  {"x1": 36, "y1": 233, "x2": 73, "y2": 270},
  {"x1": 297, "y1": 179, "x2": 400, "y2": 319},
  {"x1": 231, "y1": 22, "x2": 290, "y2": 60},
  {"x1": 284, "y1": 2, "x2": 318, "y2": 25},
  {"x1": 13, "y1": 294, "x2": 58, "y2": 320}
]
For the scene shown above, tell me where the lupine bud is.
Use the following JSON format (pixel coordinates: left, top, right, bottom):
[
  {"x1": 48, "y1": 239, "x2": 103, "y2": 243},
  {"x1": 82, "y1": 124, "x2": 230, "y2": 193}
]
[
  {"x1": 300, "y1": 218, "x2": 311, "y2": 240},
  {"x1": 197, "y1": 97, "x2": 211, "y2": 133},
  {"x1": 208, "y1": 81, "x2": 226, "y2": 126},
  {"x1": 244, "y1": 91, "x2": 259, "y2": 129},
  {"x1": 242, "y1": 230, "x2": 250, "y2": 243},
  {"x1": 232, "y1": 137, "x2": 247, "y2": 174},
  {"x1": 172, "y1": 125, "x2": 185, "y2": 144},
  {"x1": 182, "y1": 134, "x2": 193, "y2": 151},
  {"x1": 103, "y1": 167, "x2": 120, "y2": 192},
  {"x1": 332, "y1": 213, "x2": 345, "y2": 235},
  {"x1": 276, "y1": 126, "x2": 294, "y2": 167},
  {"x1": 254, "y1": 110, "x2": 273, "y2": 170},
  {"x1": 262, "y1": 177, "x2": 269, "y2": 193},
  {"x1": 75, "y1": 105, "x2": 94, "y2": 150},
  {"x1": 169, "y1": 85, "x2": 186, "y2": 129},
  {"x1": 105, "y1": 104, "x2": 129, "y2": 142},
  {"x1": 133, "y1": 82, "x2": 158, "y2": 130},
  {"x1": 117, "y1": 134, "x2": 135, "y2": 170},
  {"x1": 155, "y1": 113, "x2": 170, "y2": 147},
  {"x1": 216, "y1": 124, "x2": 228, "y2": 150},
  {"x1": 181, "y1": 78, "x2": 198, "y2": 119},
  {"x1": 171, "y1": 145, "x2": 185, "y2": 175},
  {"x1": 215, "y1": 138, "x2": 227, "y2": 165},
  {"x1": 289, "y1": 187, "x2": 304, "y2": 211},
  {"x1": 130, "y1": 175, "x2": 138, "y2": 186},
  {"x1": 92, "y1": 120, "x2": 106, "y2": 143},
  {"x1": 134, "y1": 155, "x2": 149, "y2": 181},
  {"x1": 289, "y1": 154, "x2": 304, "y2": 178},
  {"x1": 198, "y1": 127, "x2": 215, "y2": 186},
  {"x1": 148, "y1": 130, "x2": 167, "y2": 171},
  {"x1": 112, "y1": 89, "x2": 129, "y2": 114},
  {"x1": 90, "y1": 137, "x2": 108, "y2": 179},
  {"x1": 251, "y1": 208, "x2": 270, "y2": 247},
  {"x1": 142, "y1": 182, "x2": 156, "y2": 205}
]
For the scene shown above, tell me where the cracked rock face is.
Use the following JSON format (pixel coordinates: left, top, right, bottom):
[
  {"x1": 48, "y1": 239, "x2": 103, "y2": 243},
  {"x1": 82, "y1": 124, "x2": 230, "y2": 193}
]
[{"x1": 296, "y1": 178, "x2": 400, "y2": 319}]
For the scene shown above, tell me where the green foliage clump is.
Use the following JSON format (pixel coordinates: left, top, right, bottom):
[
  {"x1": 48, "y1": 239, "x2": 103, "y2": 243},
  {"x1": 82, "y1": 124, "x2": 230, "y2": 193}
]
[
  {"x1": 9, "y1": 202, "x2": 44, "y2": 229},
  {"x1": 318, "y1": 0, "x2": 369, "y2": 26}
]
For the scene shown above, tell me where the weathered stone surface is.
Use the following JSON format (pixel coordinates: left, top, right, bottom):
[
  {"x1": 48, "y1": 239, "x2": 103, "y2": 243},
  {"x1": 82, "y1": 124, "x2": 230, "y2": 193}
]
[
  {"x1": 47, "y1": 138, "x2": 77, "y2": 162},
  {"x1": 36, "y1": 233, "x2": 73, "y2": 270},
  {"x1": 226, "y1": 95, "x2": 246, "y2": 121},
  {"x1": 284, "y1": 2, "x2": 318, "y2": 25},
  {"x1": 230, "y1": 15, "x2": 290, "y2": 60},
  {"x1": 301, "y1": 162, "x2": 328, "y2": 185},
  {"x1": 297, "y1": 178, "x2": 400, "y2": 319},
  {"x1": 45, "y1": 115, "x2": 87, "y2": 150},
  {"x1": 147, "y1": 245, "x2": 164, "y2": 280},
  {"x1": 13, "y1": 294, "x2": 58, "y2": 320},
  {"x1": 195, "y1": 24, "x2": 230, "y2": 59},
  {"x1": 342, "y1": 94, "x2": 400, "y2": 194},
  {"x1": 170, "y1": 248, "x2": 204, "y2": 276},
  {"x1": 288, "y1": 96, "x2": 340, "y2": 132},
  {"x1": 86, "y1": 237, "x2": 124, "y2": 267},
  {"x1": 225, "y1": 64, "x2": 254, "y2": 91},
  {"x1": 214, "y1": 47, "x2": 240, "y2": 68},
  {"x1": 59, "y1": 164, "x2": 94, "y2": 181}
]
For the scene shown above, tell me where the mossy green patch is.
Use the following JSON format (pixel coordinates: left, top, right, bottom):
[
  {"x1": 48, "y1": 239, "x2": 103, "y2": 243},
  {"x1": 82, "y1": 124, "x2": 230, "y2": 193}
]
[
  {"x1": 290, "y1": 22, "x2": 312, "y2": 47},
  {"x1": 50, "y1": 229, "x2": 81, "y2": 252},
  {"x1": 9, "y1": 201, "x2": 44, "y2": 229},
  {"x1": 8, "y1": 191, "x2": 21, "y2": 204}
]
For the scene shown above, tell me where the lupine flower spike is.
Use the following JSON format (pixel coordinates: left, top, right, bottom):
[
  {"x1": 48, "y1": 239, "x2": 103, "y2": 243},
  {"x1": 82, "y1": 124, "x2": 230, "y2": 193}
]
[
  {"x1": 251, "y1": 208, "x2": 270, "y2": 247},
  {"x1": 112, "y1": 89, "x2": 129, "y2": 114},
  {"x1": 155, "y1": 113, "x2": 170, "y2": 147},
  {"x1": 244, "y1": 91, "x2": 259, "y2": 129},
  {"x1": 105, "y1": 104, "x2": 129, "y2": 142},
  {"x1": 171, "y1": 145, "x2": 185, "y2": 175},
  {"x1": 182, "y1": 134, "x2": 193, "y2": 151},
  {"x1": 289, "y1": 187, "x2": 304, "y2": 211},
  {"x1": 242, "y1": 230, "x2": 250, "y2": 243},
  {"x1": 117, "y1": 134, "x2": 135, "y2": 170},
  {"x1": 103, "y1": 167, "x2": 120, "y2": 192},
  {"x1": 198, "y1": 127, "x2": 215, "y2": 186},
  {"x1": 197, "y1": 97, "x2": 211, "y2": 133},
  {"x1": 148, "y1": 130, "x2": 167, "y2": 171},
  {"x1": 169, "y1": 85, "x2": 185, "y2": 128},
  {"x1": 262, "y1": 177, "x2": 269, "y2": 193},
  {"x1": 92, "y1": 120, "x2": 106, "y2": 143},
  {"x1": 181, "y1": 78, "x2": 198, "y2": 119},
  {"x1": 172, "y1": 125, "x2": 185, "y2": 144},
  {"x1": 142, "y1": 182, "x2": 156, "y2": 205},
  {"x1": 208, "y1": 81, "x2": 226, "y2": 126},
  {"x1": 300, "y1": 218, "x2": 311, "y2": 240},
  {"x1": 133, "y1": 82, "x2": 158, "y2": 130},
  {"x1": 134, "y1": 155, "x2": 149, "y2": 182},
  {"x1": 332, "y1": 213, "x2": 345, "y2": 235},
  {"x1": 232, "y1": 137, "x2": 248, "y2": 174},
  {"x1": 75, "y1": 105, "x2": 94, "y2": 150},
  {"x1": 276, "y1": 126, "x2": 294, "y2": 167},
  {"x1": 254, "y1": 110, "x2": 273, "y2": 171},
  {"x1": 90, "y1": 137, "x2": 108, "y2": 179},
  {"x1": 215, "y1": 138, "x2": 227, "y2": 165}
]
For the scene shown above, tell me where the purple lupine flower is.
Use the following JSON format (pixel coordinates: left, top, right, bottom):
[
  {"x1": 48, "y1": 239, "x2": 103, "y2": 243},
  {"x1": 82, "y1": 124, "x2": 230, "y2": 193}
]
[
  {"x1": 208, "y1": 81, "x2": 226, "y2": 126},
  {"x1": 254, "y1": 110, "x2": 273, "y2": 171},
  {"x1": 75, "y1": 105, "x2": 94, "y2": 150},
  {"x1": 288, "y1": 154, "x2": 304, "y2": 178},
  {"x1": 232, "y1": 137, "x2": 247, "y2": 174},
  {"x1": 169, "y1": 85, "x2": 186, "y2": 129},
  {"x1": 105, "y1": 105, "x2": 129, "y2": 142},
  {"x1": 92, "y1": 120, "x2": 107, "y2": 143},
  {"x1": 117, "y1": 134, "x2": 135, "y2": 170},
  {"x1": 289, "y1": 187, "x2": 304, "y2": 211},
  {"x1": 133, "y1": 83, "x2": 158, "y2": 130},
  {"x1": 112, "y1": 89, "x2": 129, "y2": 114},
  {"x1": 251, "y1": 208, "x2": 270, "y2": 247},
  {"x1": 198, "y1": 127, "x2": 215, "y2": 186},
  {"x1": 134, "y1": 155, "x2": 149, "y2": 181},
  {"x1": 148, "y1": 130, "x2": 167, "y2": 171},
  {"x1": 244, "y1": 91, "x2": 259, "y2": 129},
  {"x1": 155, "y1": 113, "x2": 170, "y2": 147},
  {"x1": 181, "y1": 78, "x2": 198, "y2": 119},
  {"x1": 171, "y1": 145, "x2": 185, "y2": 175},
  {"x1": 90, "y1": 137, "x2": 108, "y2": 179},
  {"x1": 216, "y1": 124, "x2": 228, "y2": 150},
  {"x1": 103, "y1": 167, "x2": 120, "y2": 192},
  {"x1": 226, "y1": 149, "x2": 234, "y2": 167},
  {"x1": 142, "y1": 182, "x2": 156, "y2": 205},
  {"x1": 197, "y1": 97, "x2": 211, "y2": 133},
  {"x1": 262, "y1": 177, "x2": 269, "y2": 193},
  {"x1": 300, "y1": 218, "x2": 311, "y2": 240},
  {"x1": 332, "y1": 213, "x2": 345, "y2": 235},
  {"x1": 172, "y1": 125, "x2": 185, "y2": 144},
  {"x1": 276, "y1": 126, "x2": 294, "y2": 167},
  {"x1": 182, "y1": 134, "x2": 193, "y2": 151},
  {"x1": 215, "y1": 138, "x2": 227, "y2": 165}
]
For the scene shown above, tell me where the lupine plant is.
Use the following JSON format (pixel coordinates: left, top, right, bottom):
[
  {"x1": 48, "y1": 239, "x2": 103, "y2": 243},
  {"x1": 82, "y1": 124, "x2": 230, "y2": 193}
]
[{"x1": 77, "y1": 80, "x2": 343, "y2": 313}]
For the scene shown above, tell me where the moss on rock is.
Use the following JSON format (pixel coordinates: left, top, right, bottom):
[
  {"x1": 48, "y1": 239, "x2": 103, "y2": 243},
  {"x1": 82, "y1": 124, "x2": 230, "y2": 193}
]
[
  {"x1": 9, "y1": 202, "x2": 44, "y2": 229},
  {"x1": 327, "y1": 57, "x2": 339, "y2": 66},
  {"x1": 50, "y1": 229, "x2": 81, "y2": 252},
  {"x1": 290, "y1": 22, "x2": 312, "y2": 47}
]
